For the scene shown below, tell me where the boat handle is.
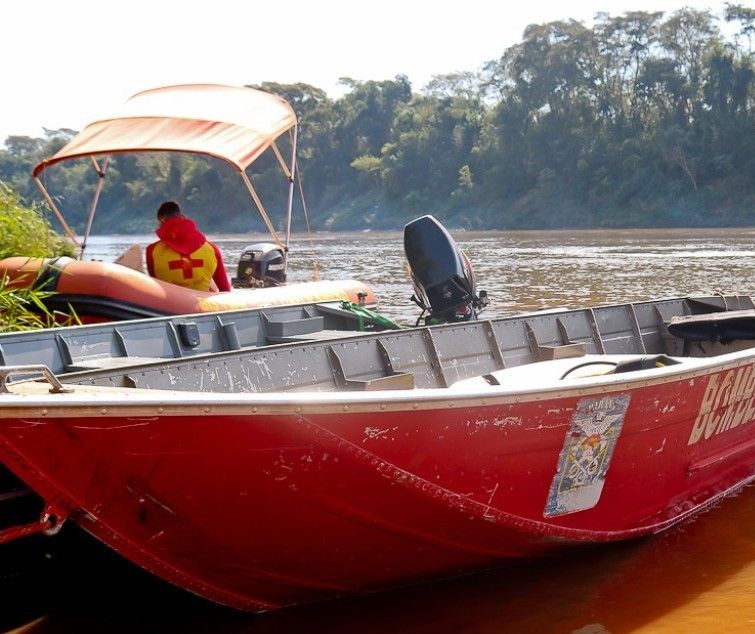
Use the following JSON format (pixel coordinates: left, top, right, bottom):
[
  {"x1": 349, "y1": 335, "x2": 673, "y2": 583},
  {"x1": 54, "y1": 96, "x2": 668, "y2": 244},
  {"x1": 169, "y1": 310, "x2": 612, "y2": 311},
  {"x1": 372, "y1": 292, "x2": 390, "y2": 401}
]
[{"x1": 0, "y1": 364, "x2": 73, "y2": 394}]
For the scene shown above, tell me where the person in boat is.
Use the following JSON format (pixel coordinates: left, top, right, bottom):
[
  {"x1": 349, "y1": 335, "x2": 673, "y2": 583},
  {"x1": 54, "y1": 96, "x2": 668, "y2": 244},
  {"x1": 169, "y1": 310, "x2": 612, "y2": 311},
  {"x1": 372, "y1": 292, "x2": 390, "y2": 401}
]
[{"x1": 146, "y1": 201, "x2": 231, "y2": 292}]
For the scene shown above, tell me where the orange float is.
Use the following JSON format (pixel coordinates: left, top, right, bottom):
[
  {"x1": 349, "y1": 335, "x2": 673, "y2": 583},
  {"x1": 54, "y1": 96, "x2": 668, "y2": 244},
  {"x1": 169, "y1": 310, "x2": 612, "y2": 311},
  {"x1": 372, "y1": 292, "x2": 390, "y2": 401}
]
[{"x1": 0, "y1": 256, "x2": 375, "y2": 322}]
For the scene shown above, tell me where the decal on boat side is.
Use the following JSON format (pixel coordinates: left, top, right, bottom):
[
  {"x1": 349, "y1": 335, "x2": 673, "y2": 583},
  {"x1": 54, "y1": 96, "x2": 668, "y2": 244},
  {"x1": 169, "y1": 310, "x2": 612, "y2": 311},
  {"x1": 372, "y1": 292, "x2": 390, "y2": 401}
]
[
  {"x1": 544, "y1": 394, "x2": 630, "y2": 517},
  {"x1": 688, "y1": 365, "x2": 755, "y2": 445}
]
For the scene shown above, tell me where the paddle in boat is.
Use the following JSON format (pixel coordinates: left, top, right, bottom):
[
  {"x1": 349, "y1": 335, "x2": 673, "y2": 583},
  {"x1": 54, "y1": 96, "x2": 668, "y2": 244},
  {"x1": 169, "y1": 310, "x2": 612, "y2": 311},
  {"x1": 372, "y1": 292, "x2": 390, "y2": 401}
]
[
  {"x1": 0, "y1": 84, "x2": 374, "y2": 322},
  {"x1": 1, "y1": 216, "x2": 755, "y2": 611}
]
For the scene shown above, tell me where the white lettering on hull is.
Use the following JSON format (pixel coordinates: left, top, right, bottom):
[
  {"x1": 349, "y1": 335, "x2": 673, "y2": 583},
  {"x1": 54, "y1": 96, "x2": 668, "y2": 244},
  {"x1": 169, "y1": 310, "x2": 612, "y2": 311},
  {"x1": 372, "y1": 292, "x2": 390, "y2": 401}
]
[{"x1": 689, "y1": 365, "x2": 755, "y2": 445}]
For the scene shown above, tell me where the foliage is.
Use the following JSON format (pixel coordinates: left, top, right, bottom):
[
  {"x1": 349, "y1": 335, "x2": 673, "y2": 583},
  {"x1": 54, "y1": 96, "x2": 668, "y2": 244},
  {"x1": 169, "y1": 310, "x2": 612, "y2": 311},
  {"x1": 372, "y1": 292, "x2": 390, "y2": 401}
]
[
  {"x1": 0, "y1": 184, "x2": 79, "y2": 330},
  {"x1": 1, "y1": 4, "x2": 754, "y2": 231},
  {"x1": 0, "y1": 181, "x2": 75, "y2": 259},
  {"x1": 0, "y1": 274, "x2": 79, "y2": 332}
]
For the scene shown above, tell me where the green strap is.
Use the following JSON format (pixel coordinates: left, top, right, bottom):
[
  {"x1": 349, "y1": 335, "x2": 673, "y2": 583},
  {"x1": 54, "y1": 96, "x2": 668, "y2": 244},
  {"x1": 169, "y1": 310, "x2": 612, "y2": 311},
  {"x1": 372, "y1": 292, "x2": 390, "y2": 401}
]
[{"x1": 339, "y1": 301, "x2": 404, "y2": 330}]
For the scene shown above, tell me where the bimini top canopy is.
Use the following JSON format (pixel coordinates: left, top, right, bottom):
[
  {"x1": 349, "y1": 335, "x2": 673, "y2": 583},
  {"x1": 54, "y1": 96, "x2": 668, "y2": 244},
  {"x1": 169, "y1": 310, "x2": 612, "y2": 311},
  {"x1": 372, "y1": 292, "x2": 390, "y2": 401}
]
[
  {"x1": 33, "y1": 84, "x2": 297, "y2": 177},
  {"x1": 32, "y1": 84, "x2": 300, "y2": 253}
]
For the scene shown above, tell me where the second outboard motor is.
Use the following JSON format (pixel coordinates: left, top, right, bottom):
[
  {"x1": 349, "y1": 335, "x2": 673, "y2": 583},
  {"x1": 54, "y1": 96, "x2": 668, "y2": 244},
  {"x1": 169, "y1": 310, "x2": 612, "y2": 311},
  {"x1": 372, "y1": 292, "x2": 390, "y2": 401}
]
[
  {"x1": 404, "y1": 215, "x2": 487, "y2": 325},
  {"x1": 234, "y1": 242, "x2": 287, "y2": 288}
]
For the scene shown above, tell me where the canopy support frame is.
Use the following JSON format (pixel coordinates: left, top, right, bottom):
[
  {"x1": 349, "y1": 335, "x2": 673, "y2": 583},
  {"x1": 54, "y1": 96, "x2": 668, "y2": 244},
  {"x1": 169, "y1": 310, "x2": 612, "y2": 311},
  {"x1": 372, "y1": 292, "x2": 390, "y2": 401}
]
[
  {"x1": 34, "y1": 177, "x2": 81, "y2": 248},
  {"x1": 284, "y1": 125, "x2": 299, "y2": 252},
  {"x1": 270, "y1": 142, "x2": 292, "y2": 180},
  {"x1": 34, "y1": 157, "x2": 111, "y2": 258},
  {"x1": 80, "y1": 156, "x2": 110, "y2": 258},
  {"x1": 240, "y1": 172, "x2": 284, "y2": 250}
]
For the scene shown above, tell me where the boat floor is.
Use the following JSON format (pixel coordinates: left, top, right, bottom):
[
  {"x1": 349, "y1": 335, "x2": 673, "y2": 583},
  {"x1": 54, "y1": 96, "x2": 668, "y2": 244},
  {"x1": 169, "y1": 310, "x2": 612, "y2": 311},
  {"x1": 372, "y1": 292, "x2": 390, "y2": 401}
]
[{"x1": 449, "y1": 353, "x2": 712, "y2": 392}]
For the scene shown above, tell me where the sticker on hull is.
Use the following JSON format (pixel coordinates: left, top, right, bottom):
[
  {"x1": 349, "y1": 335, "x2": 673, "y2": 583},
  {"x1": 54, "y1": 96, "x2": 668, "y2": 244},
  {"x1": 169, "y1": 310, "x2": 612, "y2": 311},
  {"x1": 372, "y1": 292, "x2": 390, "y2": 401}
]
[{"x1": 544, "y1": 394, "x2": 630, "y2": 517}]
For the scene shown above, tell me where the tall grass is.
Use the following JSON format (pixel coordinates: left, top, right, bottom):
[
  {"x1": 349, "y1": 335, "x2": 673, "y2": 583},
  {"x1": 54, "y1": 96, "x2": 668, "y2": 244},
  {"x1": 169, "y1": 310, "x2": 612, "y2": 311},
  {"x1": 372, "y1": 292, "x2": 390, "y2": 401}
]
[
  {"x1": 0, "y1": 182, "x2": 75, "y2": 259},
  {"x1": 0, "y1": 182, "x2": 78, "y2": 331},
  {"x1": 0, "y1": 274, "x2": 78, "y2": 332}
]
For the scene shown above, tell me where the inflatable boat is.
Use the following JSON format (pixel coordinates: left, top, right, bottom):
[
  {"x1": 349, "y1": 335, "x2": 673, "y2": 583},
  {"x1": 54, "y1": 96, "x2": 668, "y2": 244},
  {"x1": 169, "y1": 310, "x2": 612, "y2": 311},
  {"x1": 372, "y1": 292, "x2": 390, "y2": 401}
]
[
  {"x1": 0, "y1": 255, "x2": 374, "y2": 322},
  {"x1": 12, "y1": 84, "x2": 376, "y2": 321}
]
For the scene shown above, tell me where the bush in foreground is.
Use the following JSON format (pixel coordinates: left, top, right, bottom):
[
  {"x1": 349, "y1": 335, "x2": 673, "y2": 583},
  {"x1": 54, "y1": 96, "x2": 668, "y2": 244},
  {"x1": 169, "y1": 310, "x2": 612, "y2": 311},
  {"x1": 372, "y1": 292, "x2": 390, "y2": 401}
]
[
  {"x1": 0, "y1": 181, "x2": 75, "y2": 260},
  {"x1": 0, "y1": 182, "x2": 78, "y2": 330},
  {"x1": 0, "y1": 275, "x2": 78, "y2": 332}
]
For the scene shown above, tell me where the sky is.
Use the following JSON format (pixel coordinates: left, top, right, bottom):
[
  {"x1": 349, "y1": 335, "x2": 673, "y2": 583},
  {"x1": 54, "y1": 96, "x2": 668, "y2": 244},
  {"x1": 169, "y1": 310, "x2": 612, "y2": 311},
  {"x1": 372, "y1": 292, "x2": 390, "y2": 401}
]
[{"x1": 1, "y1": 0, "x2": 731, "y2": 143}]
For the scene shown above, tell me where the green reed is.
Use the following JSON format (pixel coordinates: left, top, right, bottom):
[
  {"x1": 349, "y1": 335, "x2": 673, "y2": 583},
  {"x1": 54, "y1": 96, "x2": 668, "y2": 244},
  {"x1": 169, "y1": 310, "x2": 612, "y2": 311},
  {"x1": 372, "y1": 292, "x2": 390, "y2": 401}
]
[{"x1": 0, "y1": 182, "x2": 78, "y2": 330}]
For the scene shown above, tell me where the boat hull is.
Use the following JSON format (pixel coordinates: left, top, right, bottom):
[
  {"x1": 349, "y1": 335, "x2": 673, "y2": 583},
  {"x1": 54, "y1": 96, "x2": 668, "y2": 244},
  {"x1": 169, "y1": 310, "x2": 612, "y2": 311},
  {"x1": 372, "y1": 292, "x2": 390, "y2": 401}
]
[
  {"x1": 0, "y1": 256, "x2": 376, "y2": 322},
  {"x1": 2, "y1": 356, "x2": 755, "y2": 610}
]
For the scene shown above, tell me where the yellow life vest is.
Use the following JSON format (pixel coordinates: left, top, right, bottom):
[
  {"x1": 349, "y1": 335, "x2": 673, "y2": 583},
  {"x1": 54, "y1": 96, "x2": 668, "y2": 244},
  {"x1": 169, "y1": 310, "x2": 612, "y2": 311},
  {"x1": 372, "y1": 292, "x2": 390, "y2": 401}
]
[{"x1": 151, "y1": 241, "x2": 218, "y2": 291}]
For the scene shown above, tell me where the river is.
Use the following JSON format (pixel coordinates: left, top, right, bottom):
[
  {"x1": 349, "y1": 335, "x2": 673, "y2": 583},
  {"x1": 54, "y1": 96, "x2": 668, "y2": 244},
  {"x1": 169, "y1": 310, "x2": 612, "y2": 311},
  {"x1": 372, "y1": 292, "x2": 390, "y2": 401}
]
[
  {"x1": 78, "y1": 226, "x2": 755, "y2": 323},
  {"x1": 2, "y1": 227, "x2": 755, "y2": 633}
]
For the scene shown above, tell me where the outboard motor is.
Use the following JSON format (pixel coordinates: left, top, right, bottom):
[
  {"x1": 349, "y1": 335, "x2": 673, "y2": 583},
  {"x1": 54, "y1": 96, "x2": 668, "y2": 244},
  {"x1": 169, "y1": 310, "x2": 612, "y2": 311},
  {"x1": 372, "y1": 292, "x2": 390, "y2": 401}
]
[
  {"x1": 233, "y1": 242, "x2": 287, "y2": 288},
  {"x1": 404, "y1": 215, "x2": 487, "y2": 325}
]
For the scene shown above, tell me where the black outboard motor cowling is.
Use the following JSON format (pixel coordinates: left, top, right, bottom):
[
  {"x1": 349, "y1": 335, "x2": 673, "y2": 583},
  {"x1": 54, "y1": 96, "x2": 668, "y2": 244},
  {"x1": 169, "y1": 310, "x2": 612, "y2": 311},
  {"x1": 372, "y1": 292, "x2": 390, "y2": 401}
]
[
  {"x1": 234, "y1": 242, "x2": 287, "y2": 288},
  {"x1": 404, "y1": 215, "x2": 487, "y2": 324}
]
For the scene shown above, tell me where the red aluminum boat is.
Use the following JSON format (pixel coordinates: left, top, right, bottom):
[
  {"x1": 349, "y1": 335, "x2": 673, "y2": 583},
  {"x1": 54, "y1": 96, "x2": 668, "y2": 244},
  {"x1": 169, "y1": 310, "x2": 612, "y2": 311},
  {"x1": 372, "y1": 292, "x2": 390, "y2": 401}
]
[{"x1": 1, "y1": 293, "x2": 755, "y2": 611}]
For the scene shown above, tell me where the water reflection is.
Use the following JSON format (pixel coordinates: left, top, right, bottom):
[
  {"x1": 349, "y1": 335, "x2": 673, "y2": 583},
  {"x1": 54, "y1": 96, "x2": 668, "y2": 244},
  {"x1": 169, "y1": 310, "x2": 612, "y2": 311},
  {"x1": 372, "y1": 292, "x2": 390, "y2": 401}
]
[
  {"x1": 5, "y1": 228, "x2": 755, "y2": 633},
  {"x1": 4, "y1": 484, "x2": 754, "y2": 633},
  {"x1": 249, "y1": 486, "x2": 755, "y2": 634}
]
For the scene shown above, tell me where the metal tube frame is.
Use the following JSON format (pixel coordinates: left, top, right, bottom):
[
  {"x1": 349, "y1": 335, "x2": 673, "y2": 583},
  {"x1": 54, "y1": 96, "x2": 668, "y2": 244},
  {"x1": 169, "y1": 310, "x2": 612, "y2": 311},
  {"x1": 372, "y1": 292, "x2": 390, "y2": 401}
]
[
  {"x1": 284, "y1": 125, "x2": 298, "y2": 252},
  {"x1": 80, "y1": 156, "x2": 109, "y2": 258},
  {"x1": 34, "y1": 176, "x2": 81, "y2": 247},
  {"x1": 239, "y1": 171, "x2": 284, "y2": 249}
]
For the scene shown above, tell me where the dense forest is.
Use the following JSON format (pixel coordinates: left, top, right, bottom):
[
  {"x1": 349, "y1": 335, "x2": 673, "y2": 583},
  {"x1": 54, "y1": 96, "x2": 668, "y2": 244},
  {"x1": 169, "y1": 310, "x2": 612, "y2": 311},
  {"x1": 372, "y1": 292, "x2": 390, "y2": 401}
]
[{"x1": 1, "y1": 4, "x2": 754, "y2": 234}]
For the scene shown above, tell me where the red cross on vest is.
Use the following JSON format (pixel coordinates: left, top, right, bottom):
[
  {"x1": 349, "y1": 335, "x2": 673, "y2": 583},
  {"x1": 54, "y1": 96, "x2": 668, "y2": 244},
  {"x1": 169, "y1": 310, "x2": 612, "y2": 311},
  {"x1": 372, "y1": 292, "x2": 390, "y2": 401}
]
[{"x1": 169, "y1": 256, "x2": 205, "y2": 279}]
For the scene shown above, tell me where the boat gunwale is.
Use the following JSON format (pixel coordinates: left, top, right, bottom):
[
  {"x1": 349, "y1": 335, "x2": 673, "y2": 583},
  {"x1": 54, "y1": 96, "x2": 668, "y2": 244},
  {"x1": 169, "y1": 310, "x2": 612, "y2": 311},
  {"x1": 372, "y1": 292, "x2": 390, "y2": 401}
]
[{"x1": 2, "y1": 346, "x2": 753, "y2": 417}]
